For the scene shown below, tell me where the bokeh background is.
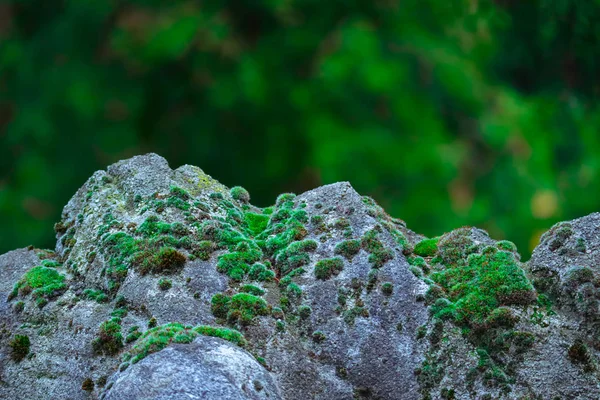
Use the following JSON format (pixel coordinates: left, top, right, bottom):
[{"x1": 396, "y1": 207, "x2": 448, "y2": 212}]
[{"x1": 1, "y1": 1, "x2": 599, "y2": 257}]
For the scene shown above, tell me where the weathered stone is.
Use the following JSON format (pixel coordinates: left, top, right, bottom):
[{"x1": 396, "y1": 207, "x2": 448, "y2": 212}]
[{"x1": 1, "y1": 153, "x2": 599, "y2": 399}]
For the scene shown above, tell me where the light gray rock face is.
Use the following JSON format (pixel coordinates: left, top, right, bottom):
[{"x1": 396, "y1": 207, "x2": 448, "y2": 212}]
[
  {"x1": 1, "y1": 153, "x2": 600, "y2": 400},
  {"x1": 103, "y1": 336, "x2": 282, "y2": 400}
]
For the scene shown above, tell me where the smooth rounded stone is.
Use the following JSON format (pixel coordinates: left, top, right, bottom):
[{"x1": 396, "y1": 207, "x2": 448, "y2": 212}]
[{"x1": 103, "y1": 336, "x2": 282, "y2": 400}]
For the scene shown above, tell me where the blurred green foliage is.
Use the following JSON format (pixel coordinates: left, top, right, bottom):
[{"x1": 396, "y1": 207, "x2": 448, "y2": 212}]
[{"x1": 1, "y1": 0, "x2": 600, "y2": 256}]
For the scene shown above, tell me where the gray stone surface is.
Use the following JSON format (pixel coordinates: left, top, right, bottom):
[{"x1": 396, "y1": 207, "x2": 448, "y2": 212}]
[{"x1": 103, "y1": 336, "x2": 282, "y2": 400}]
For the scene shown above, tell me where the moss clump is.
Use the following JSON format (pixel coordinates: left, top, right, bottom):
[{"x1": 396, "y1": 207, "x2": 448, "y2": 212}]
[
  {"x1": 342, "y1": 306, "x2": 369, "y2": 325},
  {"x1": 430, "y1": 250, "x2": 535, "y2": 325},
  {"x1": 244, "y1": 212, "x2": 269, "y2": 236},
  {"x1": 334, "y1": 239, "x2": 361, "y2": 260},
  {"x1": 192, "y1": 240, "x2": 216, "y2": 261},
  {"x1": 9, "y1": 334, "x2": 30, "y2": 362},
  {"x1": 9, "y1": 265, "x2": 67, "y2": 305},
  {"x1": 240, "y1": 284, "x2": 265, "y2": 296},
  {"x1": 158, "y1": 278, "x2": 172, "y2": 291},
  {"x1": 333, "y1": 218, "x2": 350, "y2": 229},
  {"x1": 227, "y1": 293, "x2": 270, "y2": 325},
  {"x1": 312, "y1": 331, "x2": 326, "y2": 343},
  {"x1": 125, "y1": 326, "x2": 142, "y2": 343},
  {"x1": 276, "y1": 193, "x2": 296, "y2": 207},
  {"x1": 414, "y1": 238, "x2": 439, "y2": 257},
  {"x1": 81, "y1": 378, "x2": 94, "y2": 391},
  {"x1": 230, "y1": 186, "x2": 250, "y2": 203},
  {"x1": 216, "y1": 243, "x2": 262, "y2": 281},
  {"x1": 92, "y1": 318, "x2": 123, "y2": 355},
  {"x1": 568, "y1": 339, "x2": 595, "y2": 372},
  {"x1": 484, "y1": 307, "x2": 519, "y2": 329},
  {"x1": 211, "y1": 293, "x2": 231, "y2": 319},
  {"x1": 548, "y1": 223, "x2": 574, "y2": 252},
  {"x1": 361, "y1": 228, "x2": 394, "y2": 268},
  {"x1": 136, "y1": 247, "x2": 187, "y2": 274},
  {"x1": 314, "y1": 257, "x2": 344, "y2": 280},
  {"x1": 276, "y1": 239, "x2": 318, "y2": 275},
  {"x1": 381, "y1": 282, "x2": 394, "y2": 295},
  {"x1": 83, "y1": 289, "x2": 109, "y2": 303},
  {"x1": 436, "y1": 228, "x2": 477, "y2": 267},
  {"x1": 122, "y1": 323, "x2": 246, "y2": 366},
  {"x1": 563, "y1": 266, "x2": 595, "y2": 289},
  {"x1": 248, "y1": 262, "x2": 275, "y2": 282},
  {"x1": 298, "y1": 305, "x2": 312, "y2": 319}
]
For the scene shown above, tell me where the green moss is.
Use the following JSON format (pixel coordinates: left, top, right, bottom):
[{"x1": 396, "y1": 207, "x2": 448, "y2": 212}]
[
  {"x1": 158, "y1": 278, "x2": 172, "y2": 291},
  {"x1": 334, "y1": 239, "x2": 361, "y2": 260},
  {"x1": 83, "y1": 289, "x2": 109, "y2": 303},
  {"x1": 342, "y1": 307, "x2": 368, "y2": 324},
  {"x1": 211, "y1": 293, "x2": 231, "y2": 319},
  {"x1": 276, "y1": 193, "x2": 296, "y2": 207},
  {"x1": 484, "y1": 307, "x2": 519, "y2": 328},
  {"x1": 430, "y1": 250, "x2": 535, "y2": 325},
  {"x1": 193, "y1": 240, "x2": 216, "y2": 261},
  {"x1": 314, "y1": 257, "x2": 344, "y2": 280},
  {"x1": 436, "y1": 228, "x2": 476, "y2": 267},
  {"x1": 148, "y1": 317, "x2": 158, "y2": 328},
  {"x1": 312, "y1": 330, "x2": 326, "y2": 343},
  {"x1": 230, "y1": 186, "x2": 250, "y2": 203},
  {"x1": 408, "y1": 256, "x2": 427, "y2": 268},
  {"x1": 123, "y1": 323, "x2": 246, "y2": 366},
  {"x1": 286, "y1": 282, "x2": 302, "y2": 297},
  {"x1": 244, "y1": 212, "x2": 269, "y2": 236},
  {"x1": 298, "y1": 305, "x2": 312, "y2": 319},
  {"x1": 248, "y1": 262, "x2": 275, "y2": 282},
  {"x1": 276, "y1": 239, "x2": 317, "y2": 275},
  {"x1": 170, "y1": 186, "x2": 190, "y2": 200},
  {"x1": 92, "y1": 318, "x2": 123, "y2": 355},
  {"x1": 240, "y1": 284, "x2": 265, "y2": 296},
  {"x1": 381, "y1": 282, "x2": 394, "y2": 295},
  {"x1": 568, "y1": 339, "x2": 595, "y2": 371},
  {"x1": 564, "y1": 266, "x2": 595, "y2": 289},
  {"x1": 291, "y1": 209, "x2": 309, "y2": 224},
  {"x1": 137, "y1": 216, "x2": 173, "y2": 237},
  {"x1": 227, "y1": 293, "x2": 270, "y2": 325},
  {"x1": 9, "y1": 334, "x2": 30, "y2": 362},
  {"x1": 575, "y1": 237, "x2": 587, "y2": 253},
  {"x1": 10, "y1": 265, "x2": 67, "y2": 304},
  {"x1": 216, "y1": 245, "x2": 262, "y2": 281},
  {"x1": 194, "y1": 325, "x2": 246, "y2": 347},
  {"x1": 111, "y1": 307, "x2": 128, "y2": 318},
  {"x1": 333, "y1": 218, "x2": 350, "y2": 229},
  {"x1": 13, "y1": 301, "x2": 24, "y2": 313},
  {"x1": 126, "y1": 326, "x2": 142, "y2": 343},
  {"x1": 414, "y1": 238, "x2": 439, "y2": 257},
  {"x1": 136, "y1": 247, "x2": 187, "y2": 274},
  {"x1": 361, "y1": 228, "x2": 394, "y2": 268}
]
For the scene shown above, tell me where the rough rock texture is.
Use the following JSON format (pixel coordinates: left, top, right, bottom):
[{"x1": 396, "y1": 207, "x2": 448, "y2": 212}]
[
  {"x1": 103, "y1": 335, "x2": 282, "y2": 400},
  {"x1": 1, "y1": 153, "x2": 600, "y2": 400}
]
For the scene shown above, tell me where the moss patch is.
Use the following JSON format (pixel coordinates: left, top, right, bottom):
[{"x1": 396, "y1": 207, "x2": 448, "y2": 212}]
[
  {"x1": 314, "y1": 257, "x2": 344, "y2": 280},
  {"x1": 10, "y1": 265, "x2": 67, "y2": 307},
  {"x1": 334, "y1": 239, "x2": 361, "y2": 260},
  {"x1": 92, "y1": 318, "x2": 123, "y2": 355},
  {"x1": 430, "y1": 250, "x2": 535, "y2": 325},
  {"x1": 414, "y1": 238, "x2": 439, "y2": 257},
  {"x1": 9, "y1": 335, "x2": 30, "y2": 362},
  {"x1": 122, "y1": 323, "x2": 246, "y2": 366}
]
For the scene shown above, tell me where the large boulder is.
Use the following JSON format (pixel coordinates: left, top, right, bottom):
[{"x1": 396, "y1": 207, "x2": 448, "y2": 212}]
[{"x1": 1, "y1": 153, "x2": 599, "y2": 400}]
